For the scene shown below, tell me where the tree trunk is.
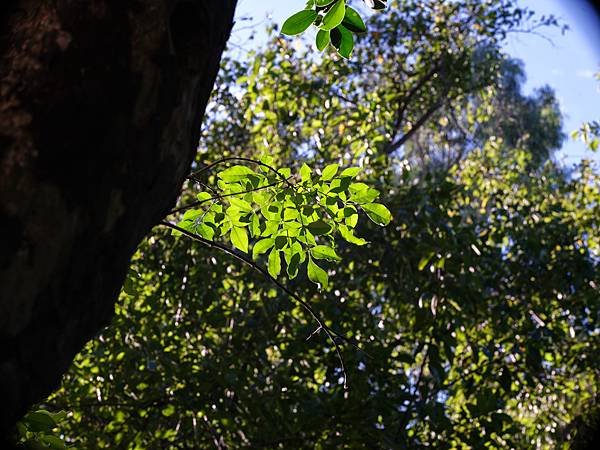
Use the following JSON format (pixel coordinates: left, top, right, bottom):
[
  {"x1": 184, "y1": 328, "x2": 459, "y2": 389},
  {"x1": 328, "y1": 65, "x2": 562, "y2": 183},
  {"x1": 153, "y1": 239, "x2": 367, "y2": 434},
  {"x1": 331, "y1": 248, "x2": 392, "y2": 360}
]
[{"x1": 0, "y1": 0, "x2": 237, "y2": 436}]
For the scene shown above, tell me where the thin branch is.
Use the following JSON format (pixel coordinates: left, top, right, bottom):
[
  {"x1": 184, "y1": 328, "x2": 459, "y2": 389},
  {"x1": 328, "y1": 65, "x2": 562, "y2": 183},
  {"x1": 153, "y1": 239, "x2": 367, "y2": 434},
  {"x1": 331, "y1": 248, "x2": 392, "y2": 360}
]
[
  {"x1": 188, "y1": 157, "x2": 295, "y2": 189},
  {"x1": 168, "y1": 176, "x2": 292, "y2": 216},
  {"x1": 160, "y1": 221, "x2": 363, "y2": 389},
  {"x1": 397, "y1": 345, "x2": 429, "y2": 436},
  {"x1": 384, "y1": 101, "x2": 443, "y2": 154}
]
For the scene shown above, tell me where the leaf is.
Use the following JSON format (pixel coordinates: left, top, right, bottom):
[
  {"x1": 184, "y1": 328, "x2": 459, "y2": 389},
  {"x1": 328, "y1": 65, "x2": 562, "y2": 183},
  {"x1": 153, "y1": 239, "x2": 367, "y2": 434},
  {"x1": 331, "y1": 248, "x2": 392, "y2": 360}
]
[
  {"x1": 196, "y1": 192, "x2": 213, "y2": 202},
  {"x1": 340, "y1": 166, "x2": 361, "y2": 178},
  {"x1": 316, "y1": 29, "x2": 330, "y2": 51},
  {"x1": 218, "y1": 165, "x2": 255, "y2": 182},
  {"x1": 300, "y1": 163, "x2": 312, "y2": 182},
  {"x1": 284, "y1": 242, "x2": 304, "y2": 279},
  {"x1": 307, "y1": 219, "x2": 332, "y2": 235},
  {"x1": 321, "y1": 163, "x2": 339, "y2": 181},
  {"x1": 230, "y1": 226, "x2": 249, "y2": 253},
  {"x1": 321, "y1": 0, "x2": 346, "y2": 31},
  {"x1": 281, "y1": 9, "x2": 318, "y2": 36},
  {"x1": 23, "y1": 411, "x2": 57, "y2": 432},
  {"x1": 362, "y1": 203, "x2": 392, "y2": 226},
  {"x1": 418, "y1": 251, "x2": 435, "y2": 271},
  {"x1": 196, "y1": 223, "x2": 215, "y2": 240},
  {"x1": 349, "y1": 182, "x2": 380, "y2": 204},
  {"x1": 339, "y1": 224, "x2": 367, "y2": 245},
  {"x1": 343, "y1": 206, "x2": 359, "y2": 227},
  {"x1": 331, "y1": 25, "x2": 354, "y2": 58},
  {"x1": 252, "y1": 238, "x2": 274, "y2": 259},
  {"x1": 251, "y1": 213, "x2": 261, "y2": 237},
  {"x1": 311, "y1": 245, "x2": 341, "y2": 262},
  {"x1": 161, "y1": 405, "x2": 175, "y2": 417},
  {"x1": 229, "y1": 197, "x2": 253, "y2": 212},
  {"x1": 268, "y1": 248, "x2": 281, "y2": 277},
  {"x1": 342, "y1": 6, "x2": 367, "y2": 33},
  {"x1": 316, "y1": 0, "x2": 336, "y2": 5},
  {"x1": 308, "y1": 257, "x2": 329, "y2": 290}
]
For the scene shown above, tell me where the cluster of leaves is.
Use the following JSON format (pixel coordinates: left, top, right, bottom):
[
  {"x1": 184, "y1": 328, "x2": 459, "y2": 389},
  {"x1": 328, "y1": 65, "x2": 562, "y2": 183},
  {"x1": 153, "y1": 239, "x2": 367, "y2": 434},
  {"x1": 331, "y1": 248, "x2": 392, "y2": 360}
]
[
  {"x1": 174, "y1": 159, "x2": 391, "y2": 289},
  {"x1": 572, "y1": 120, "x2": 600, "y2": 152},
  {"x1": 281, "y1": 0, "x2": 387, "y2": 58},
  {"x1": 15, "y1": 409, "x2": 68, "y2": 449}
]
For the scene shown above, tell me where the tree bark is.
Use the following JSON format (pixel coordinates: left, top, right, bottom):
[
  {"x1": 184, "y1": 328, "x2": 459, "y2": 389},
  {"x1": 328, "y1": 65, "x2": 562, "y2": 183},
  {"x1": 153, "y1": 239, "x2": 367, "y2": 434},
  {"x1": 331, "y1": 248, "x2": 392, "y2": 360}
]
[{"x1": 0, "y1": 0, "x2": 236, "y2": 436}]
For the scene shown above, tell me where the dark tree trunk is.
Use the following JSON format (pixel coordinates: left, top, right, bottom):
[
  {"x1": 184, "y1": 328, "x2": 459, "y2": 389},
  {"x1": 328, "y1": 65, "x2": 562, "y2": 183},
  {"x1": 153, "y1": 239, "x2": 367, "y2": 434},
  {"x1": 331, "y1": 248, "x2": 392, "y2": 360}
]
[{"x1": 0, "y1": 0, "x2": 237, "y2": 437}]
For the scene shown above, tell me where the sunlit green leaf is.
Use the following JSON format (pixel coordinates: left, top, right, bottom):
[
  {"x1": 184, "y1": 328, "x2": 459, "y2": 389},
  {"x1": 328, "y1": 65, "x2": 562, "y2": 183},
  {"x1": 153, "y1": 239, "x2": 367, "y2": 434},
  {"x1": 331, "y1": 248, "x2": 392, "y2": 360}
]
[
  {"x1": 281, "y1": 9, "x2": 318, "y2": 36},
  {"x1": 307, "y1": 257, "x2": 329, "y2": 289},
  {"x1": 362, "y1": 202, "x2": 392, "y2": 226}
]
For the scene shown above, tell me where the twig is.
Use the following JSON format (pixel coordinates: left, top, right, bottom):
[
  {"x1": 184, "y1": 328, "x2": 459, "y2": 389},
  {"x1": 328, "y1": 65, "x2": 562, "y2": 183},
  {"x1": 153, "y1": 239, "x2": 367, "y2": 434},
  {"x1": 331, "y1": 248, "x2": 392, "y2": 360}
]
[
  {"x1": 161, "y1": 221, "x2": 355, "y2": 388},
  {"x1": 189, "y1": 157, "x2": 295, "y2": 189},
  {"x1": 168, "y1": 176, "x2": 292, "y2": 216}
]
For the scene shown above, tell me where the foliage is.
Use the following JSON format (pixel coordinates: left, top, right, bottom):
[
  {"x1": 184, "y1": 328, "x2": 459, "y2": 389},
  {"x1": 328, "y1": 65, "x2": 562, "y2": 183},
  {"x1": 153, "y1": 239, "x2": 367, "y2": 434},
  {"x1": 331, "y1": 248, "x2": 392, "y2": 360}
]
[
  {"x1": 14, "y1": 410, "x2": 69, "y2": 449},
  {"x1": 20, "y1": 1, "x2": 599, "y2": 449},
  {"x1": 281, "y1": 0, "x2": 385, "y2": 58},
  {"x1": 172, "y1": 157, "x2": 390, "y2": 288}
]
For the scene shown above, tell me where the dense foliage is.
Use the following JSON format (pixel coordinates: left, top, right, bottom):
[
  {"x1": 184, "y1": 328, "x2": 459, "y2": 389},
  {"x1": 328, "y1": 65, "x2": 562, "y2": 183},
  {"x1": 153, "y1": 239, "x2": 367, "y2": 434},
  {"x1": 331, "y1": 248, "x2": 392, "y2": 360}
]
[{"x1": 17, "y1": 1, "x2": 598, "y2": 449}]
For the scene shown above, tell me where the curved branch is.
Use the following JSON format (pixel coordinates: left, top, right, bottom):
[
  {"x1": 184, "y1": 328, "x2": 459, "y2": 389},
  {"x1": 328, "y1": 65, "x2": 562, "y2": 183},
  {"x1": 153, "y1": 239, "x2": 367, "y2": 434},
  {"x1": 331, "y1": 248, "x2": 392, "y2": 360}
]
[
  {"x1": 189, "y1": 157, "x2": 295, "y2": 189},
  {"x1": 160, "y1": 221, "x2": 364, "y2": 389}
]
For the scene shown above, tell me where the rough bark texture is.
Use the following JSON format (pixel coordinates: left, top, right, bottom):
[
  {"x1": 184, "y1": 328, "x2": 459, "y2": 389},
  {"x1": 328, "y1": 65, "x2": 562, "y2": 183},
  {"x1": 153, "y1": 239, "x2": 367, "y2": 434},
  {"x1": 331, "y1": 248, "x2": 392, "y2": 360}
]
[{"x1": 0, "y1": 0, "x2": 236, "y2": 437}]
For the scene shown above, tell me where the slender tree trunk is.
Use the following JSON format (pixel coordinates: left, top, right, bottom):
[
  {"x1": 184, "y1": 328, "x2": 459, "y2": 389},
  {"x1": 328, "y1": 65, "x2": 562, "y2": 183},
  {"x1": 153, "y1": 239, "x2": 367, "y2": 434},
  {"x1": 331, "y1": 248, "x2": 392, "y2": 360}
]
[{"x1": 0, "y1": 0, "x2": 236, "y2": 436}]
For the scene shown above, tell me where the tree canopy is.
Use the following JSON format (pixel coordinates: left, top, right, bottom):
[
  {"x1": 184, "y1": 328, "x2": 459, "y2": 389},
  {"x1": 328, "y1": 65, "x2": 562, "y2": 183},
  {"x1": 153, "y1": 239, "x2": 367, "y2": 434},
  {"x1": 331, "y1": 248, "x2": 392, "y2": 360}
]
[{"x1": 12, "y1": 1, "x2": 599, "y2": 449}]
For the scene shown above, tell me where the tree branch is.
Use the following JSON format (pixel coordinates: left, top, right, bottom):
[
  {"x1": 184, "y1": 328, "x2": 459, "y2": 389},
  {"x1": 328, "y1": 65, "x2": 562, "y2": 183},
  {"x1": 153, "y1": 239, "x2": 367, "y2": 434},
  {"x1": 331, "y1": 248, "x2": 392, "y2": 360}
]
[{"x1": 160, "y1": 220, "x2": 370, "y2": 389}]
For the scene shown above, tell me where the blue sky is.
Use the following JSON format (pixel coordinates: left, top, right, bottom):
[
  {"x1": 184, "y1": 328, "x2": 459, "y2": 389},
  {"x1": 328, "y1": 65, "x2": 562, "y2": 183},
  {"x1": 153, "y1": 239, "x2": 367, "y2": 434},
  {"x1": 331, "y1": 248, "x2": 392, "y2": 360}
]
[{"x1": 232, "y1": 0, "x2": 600, "y2": 166}]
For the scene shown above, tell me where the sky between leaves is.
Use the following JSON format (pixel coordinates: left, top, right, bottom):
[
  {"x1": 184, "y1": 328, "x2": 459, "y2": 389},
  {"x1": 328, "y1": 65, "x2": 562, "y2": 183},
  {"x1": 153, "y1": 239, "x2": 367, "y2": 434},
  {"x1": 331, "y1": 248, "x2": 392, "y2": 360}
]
[{"x1": 232, "y1": 0, "x2": 600, "y2": 166}]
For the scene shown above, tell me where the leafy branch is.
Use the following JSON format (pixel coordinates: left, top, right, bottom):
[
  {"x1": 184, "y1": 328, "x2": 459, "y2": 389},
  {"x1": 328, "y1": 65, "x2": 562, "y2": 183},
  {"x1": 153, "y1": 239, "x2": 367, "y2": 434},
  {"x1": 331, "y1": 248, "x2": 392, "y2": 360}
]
[
  {"x1": 158, "y1": 157, "x2": 391, "y2": 387},
  {"x1": 161, "y1": 220, "x2": 356, "y2": 388},
  {"x1": 173, "y1": 157, "x2": 392, "y2": 290},
  {"x1": 281, "y1": 0, "x2": 388, "y2": 59}
]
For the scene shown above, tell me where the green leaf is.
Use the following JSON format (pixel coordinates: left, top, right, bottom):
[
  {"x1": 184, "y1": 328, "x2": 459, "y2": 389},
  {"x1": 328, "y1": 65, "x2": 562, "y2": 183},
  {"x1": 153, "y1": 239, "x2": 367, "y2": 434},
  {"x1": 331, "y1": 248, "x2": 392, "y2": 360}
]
[
  {"x1": 161, "y1": 405, "x2": 175, "y2": 417},
  {"x1": 218, "y1": 165, "x2": 255, "y2": 182},
  {"x1": 342, "y1": 6, "x2": 367, "y2": 33},
  {"x1": 321, "y1": 163, "x2": 339, "y2": 181},
  {"x1": 316, "y1": 0, "x2": 336, "y2": 5},
  {"x1": 268, "y1": 248, "x2": 281, "y2": 277},
  {"x1": 340, "y1": 166, "x2": 361, "y2": 178},
  {"x1": 23, "y1": 411, "x2": 57, "y2": 432},
  {"x1": 307, "y1": 219, "x2": 333, "y2": 235},
  {"x1": 230, "y1": 226, "x2": 249, "y2": 253},
  {"x1": 350, "y1": 183, "x2": 380, "y2": 203},
  {"x1": 281, "y1": 9, "x2": 318, "y2": 36},
  {"x1": 362, "y1": 203, "x2": 392, "y2": 226},
  {"x1": 339, "y1": 224, "x2": 367, "y2": 245},
  {"x1": 342, "y1": 205, "x2": 359, "y2": 227},
  {"x1": 196, "y1": 223, "x2": 215, "y2": 240},
  {"x1": 418, "y1": 251, "x2": 435, "y2": 271},
  {"x1": 229, "y1": 197, "x2": 253, "y2": 212},
  {"x1": 251, "y1": 213, "x2": 261, "y2": 237},
  {"x1": 331, "y1": 25, "x2": 354, "y2": 58},
  {"x1": 252, "y1": 238, "x2": 275, "y2": 259},
  {"x1": 316, "y1": 29, "x2": 330, "y2": 51},
  {"x1": 321, "y1": 0, "x2": 346, "y2": 31},
  {"x1": 196, "y1": 192, "x2": 213, "y2": 202},
  {"x1": 308, "y1": 257, "x2": 329, "y2": 290},
  {"x1": 311, "y1": 245, "x2": 341, "y2": 262},
  {"x1": 284, "y1": 242, "x2": 304, "y2": 279},
  {"x1": 300, "y1": 163, "x2": 312, "y2": 182}
]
